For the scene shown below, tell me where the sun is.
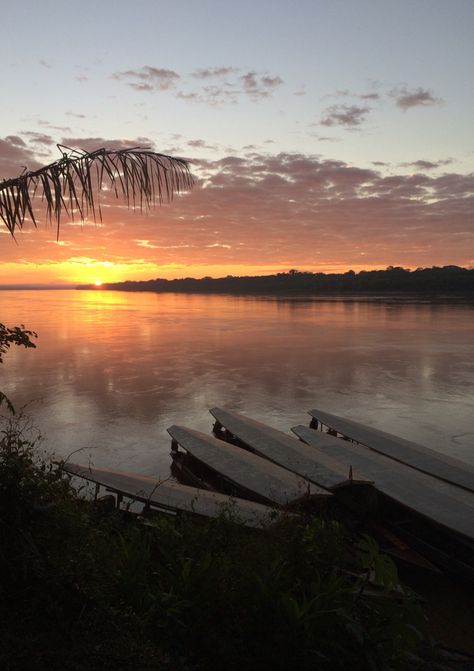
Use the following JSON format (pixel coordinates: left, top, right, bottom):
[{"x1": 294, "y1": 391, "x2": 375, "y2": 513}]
[{"x1": 94, "y1": 280, "x2": 102, "y2": 287}]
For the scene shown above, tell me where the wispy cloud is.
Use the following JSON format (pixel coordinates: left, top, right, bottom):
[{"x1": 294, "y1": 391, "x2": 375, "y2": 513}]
[
  {"x1": 65, "y1": 111, "x2": 86, "y2": 119},
  {"x1": 191, "y1": 66, "x2": 237, "y2": 79},
  {"x1": 37, "y1": 120, "x2": 72, "y2": 133},
  {"x1": 391, "y1": 86, "x2": 442, "y2": 110},
  {"x1": 181, "y1": 69, "x2": 283, "y2": 105},
  {"x1": 177, "y1": 85, "x2": 239, "y2": 106},
  {"x1": 111, "y1": 64, "x2": 283, "y2": 105},
  {"x1": 112, "y1": 66, "x2": 180, "y2": 91},
  {"x1": 401, "y1": 159, "x2": 452, "y2": 171},
  {"x1": 322, "y1": 85, "x2": 441, "y2": 115},
  {"x1": 135, "y1": 240, "x2": 191, "y2": 250},
  {"x1": 187, "y1": 139, "x2": 216, "y2": 151},
  {"x1": 320, "y1": 104, "x2": 371, "y2": 128},
  {"x1": 326, "y1": 89, "x2": 380, "y2": 102},
  {"x1": 240, "y1": 72, "x2": 283, "y2": 99},
  {"x1": 359, "y1": 92, "x2": 380, "y2": 101},
  {"x1": 61, "y1": 136, "x2": 157, "y2": 152},
  {"x1": 22, "y1": 132, "x2": 55, "y2": 146}
]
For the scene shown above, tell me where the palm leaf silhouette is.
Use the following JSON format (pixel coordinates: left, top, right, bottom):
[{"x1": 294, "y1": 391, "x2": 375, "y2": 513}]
[{"x1": 0, "y1": 144, "x2": 193, "y2": 238}]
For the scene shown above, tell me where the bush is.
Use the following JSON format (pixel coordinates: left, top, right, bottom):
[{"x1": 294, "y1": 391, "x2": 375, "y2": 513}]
[{"x1": 0, "y1": 417, "x2": 426, "y2": 671}]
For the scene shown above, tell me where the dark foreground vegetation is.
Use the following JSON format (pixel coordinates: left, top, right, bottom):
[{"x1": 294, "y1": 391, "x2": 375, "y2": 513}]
[
  {"x1": 0, "y1": 417, "x2": 428, "y2": 671},
  {"x1": 80, "y1": 266, "x2": 474, "y2": 296}
]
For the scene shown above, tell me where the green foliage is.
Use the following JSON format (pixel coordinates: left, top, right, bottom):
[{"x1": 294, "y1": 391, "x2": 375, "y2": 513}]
[
  {"x1": 0, "y1": 146, "x2": 193, "y2": 238},
  {"x1": 0, "y1": 420, "x2": 427, "y2": 671},
  {"x1": 0, "y1": 417, "x2": 68, "y2": 521},
  {"x1": 0, "y1": 323, "x2": 37, "y2": 414},
  {"x1": 0, "y1": 323, "x2": 37, "y2": 364}
]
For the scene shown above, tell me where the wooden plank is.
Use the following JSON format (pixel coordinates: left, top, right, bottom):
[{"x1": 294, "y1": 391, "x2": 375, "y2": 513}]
[
  {"x1": 292, "y1": 425, "x2": 474, "y2": 542},
  {"x1": 62, "y1": 463, "x2": 287, "y2": 529},
  {"x1": 210, "y1": 407, "x2": 372, "y2": 491},
  {"x1": 308, "y1": 408, "x2": 474, "y2": 493},
  {"x1": 168, "y1": 425, "x2": 330, "y2": 507}
]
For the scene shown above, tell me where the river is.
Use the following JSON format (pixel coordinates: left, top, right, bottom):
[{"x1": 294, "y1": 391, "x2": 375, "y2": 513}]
[{"x1": 1, "y1": 289, "x2": 473, "y2": 476}]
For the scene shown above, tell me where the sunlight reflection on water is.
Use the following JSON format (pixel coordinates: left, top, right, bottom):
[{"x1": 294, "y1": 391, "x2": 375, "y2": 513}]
[{"x1": 1, "y1": 289, "x2": 473, "y2": 476}]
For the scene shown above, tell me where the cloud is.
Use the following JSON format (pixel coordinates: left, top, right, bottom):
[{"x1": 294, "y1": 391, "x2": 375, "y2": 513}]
[
  {"x1": 324, "y1": 89, "x2": 380, "y2": 102},
  {"x1": 23, "y1": 132, "x2": 55, "y2": 146},
  {"x1": 112, "y1": 66, "x2": 180, "y2": 91},
  {"x1": 0, "y1": 135, "x2": 42, "y2": 179},
  {"x1": 112, "y1": 65, "x2": 283, "y2": 105},
  {"x1": 170, "y1": 152, "x2": 474, "y2": 269},
  {"x1": 135, "y1": 239, "x2": 192, "y2": 250},
  {"x1": 61, "y1": 136, "x2": 157, "y2": 152},
  {"x1": 37, "y1": 120, "x2": 72, "y2": 132},
  {"x1": 4, "y1": 135, "x2": 26, "y2": 147},
  {"x1": 191, "y1": 67, "x2": 237, "y2": 79},
  {"x1": 2, "y1": 139, "x2": 472, "y2": 277},
  {"x1": 240, "y1": 71, "x2": 283, "y2": 99},
  {"x1": 66, "y1": 111, "x2": 86, "y2": 119},
  {"x1": 309, "y1": 133, "x2": 340, "y2": 143},
  {"x1": 401, "y1": 159, "x2": 453, "y2": 171},
  {"x1": 177, "y1": 85, "x2": 239, "y2": 106},
  {"x1": 187, "y1": 139, "x2": 216, "y2": 151},
  {"x1": 177, "y1": 70, "x2": 283, "y2": 105},
  {"x1": 320, "y1": 104, "x2": 371, "y2": 128},
  {"x1": 391, "y1": 86, "x2": 442, "y2": 110},
  {"x1": 323, "y1": 86, "x2": 442, "y2": 114},
  {"x1": 359, "y1": 92, "x2": 380, "y2": 101}
]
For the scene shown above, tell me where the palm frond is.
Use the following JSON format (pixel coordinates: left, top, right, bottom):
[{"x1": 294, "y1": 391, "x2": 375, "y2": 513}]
[{"x1": 0, "y1": 145, "x2": 194, "y2": 238}]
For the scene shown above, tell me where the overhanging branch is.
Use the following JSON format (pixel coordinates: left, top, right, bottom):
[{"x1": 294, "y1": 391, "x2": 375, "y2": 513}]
[{"x1": 0, "y1": 145, "x2": 194, "y2": 238}]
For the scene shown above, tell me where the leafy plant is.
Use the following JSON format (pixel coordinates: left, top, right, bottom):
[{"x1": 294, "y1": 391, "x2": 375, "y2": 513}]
[
  {"x1": 0, "y1": 420, "x2": 427, "y2": 671},
  {"x1": 0, "y1": 322, "x2": 37, "y2": 413},
  {"x1": 0, "y1": 145, "x2": 193, "y2": 238},
  {"x1": 0, "y1": 323, "x2": 37, "y2": 364}
]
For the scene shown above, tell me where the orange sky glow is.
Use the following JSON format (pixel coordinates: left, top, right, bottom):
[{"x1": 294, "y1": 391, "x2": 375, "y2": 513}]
[
  {"x1": 1, "y1": 144, "x2": 473, "y2": 285},
  {"x1": 1, "y1": 3, "x2": 472, "y2": 284}
]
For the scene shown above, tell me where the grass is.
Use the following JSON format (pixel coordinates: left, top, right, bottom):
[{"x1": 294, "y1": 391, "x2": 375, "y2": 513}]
[{"x1": 0, "y1": 414, "x2": 427, "y2": 671}]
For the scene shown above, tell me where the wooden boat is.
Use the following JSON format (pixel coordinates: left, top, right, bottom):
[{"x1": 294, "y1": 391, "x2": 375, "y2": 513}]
[
  {"x1": 168, "y1": 425, "x2": 331, "y2": 509},
  {"x1": 210, "y1": 407, "x2": 373, "y2": 492},
  {"x1": 62, "y1": 463, "x2": 288, "y2": 529},
  {"x1": 292, "y1": 425, "x2": 474, "y2": 581},
  {"x1": 308, "y1": 408, "x2": 474, "y2": 493},
  {"x1": 209, "y1": 409, "x2": 443, "y2": 572}
]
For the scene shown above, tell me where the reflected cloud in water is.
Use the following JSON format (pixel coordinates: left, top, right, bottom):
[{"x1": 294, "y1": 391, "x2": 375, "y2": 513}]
[{"x1": 1, "y1": 290, "x2": 473, "y2": 474}]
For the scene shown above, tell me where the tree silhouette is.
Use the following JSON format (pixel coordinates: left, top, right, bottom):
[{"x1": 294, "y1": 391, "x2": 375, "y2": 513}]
[{"x1": 0, "y1": 145, "x2": 194, "y2": 238}]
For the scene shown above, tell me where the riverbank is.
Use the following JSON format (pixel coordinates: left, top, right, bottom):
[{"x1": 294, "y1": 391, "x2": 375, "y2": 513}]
[
  {"x1": 3, "y1": 416, "x2": 474, "y2": 670},
  {"x1": 77, "y1": 266, "x2": 474, "y2": 296},
  {"x1": 1, "y1": 418, "x2": 433, "y2": 671}
]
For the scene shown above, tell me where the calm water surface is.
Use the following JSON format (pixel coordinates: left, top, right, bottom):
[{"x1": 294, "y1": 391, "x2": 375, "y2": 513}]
[{"x1": 1, "y1": 289, "x2": 473, "y2": 476}]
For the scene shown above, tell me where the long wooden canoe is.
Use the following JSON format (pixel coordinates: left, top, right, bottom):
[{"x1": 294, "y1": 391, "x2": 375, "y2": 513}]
[
  {"x1": 62, "y1": 463, "x2": 287, "y2": 529},
  {"x1": 308, "y1": 408, "x2": 474, "y2": 493},
  {"x1": 210, "y1": 407, "x2": 372, "y2": 491},
  {"x1": 168, "y1": 425, "x2": 331, "y2": 508},
  {"x1": 292, "y1": 425, "x2": 474, "y2": 543}
]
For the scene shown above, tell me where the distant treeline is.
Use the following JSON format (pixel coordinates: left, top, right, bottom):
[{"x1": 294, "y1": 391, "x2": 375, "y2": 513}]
[{"x1": 80, "y1": 266, "x2": 474, "y2": 295}]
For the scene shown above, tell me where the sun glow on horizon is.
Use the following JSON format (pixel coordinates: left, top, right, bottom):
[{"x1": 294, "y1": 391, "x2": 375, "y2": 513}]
[{"x1": 94, "y1": 280, "x2": 102, "y2": 287}]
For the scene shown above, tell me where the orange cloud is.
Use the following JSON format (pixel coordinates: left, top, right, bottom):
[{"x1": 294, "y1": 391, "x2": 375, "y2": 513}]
[{"x1": 1, "y1": 137, "x2": 473, "y2": 284}]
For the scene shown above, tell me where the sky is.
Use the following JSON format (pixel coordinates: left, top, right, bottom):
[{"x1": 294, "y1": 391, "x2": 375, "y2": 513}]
[{"x1": 0, "y1": 0, "x2": 473, "y2": 284}]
